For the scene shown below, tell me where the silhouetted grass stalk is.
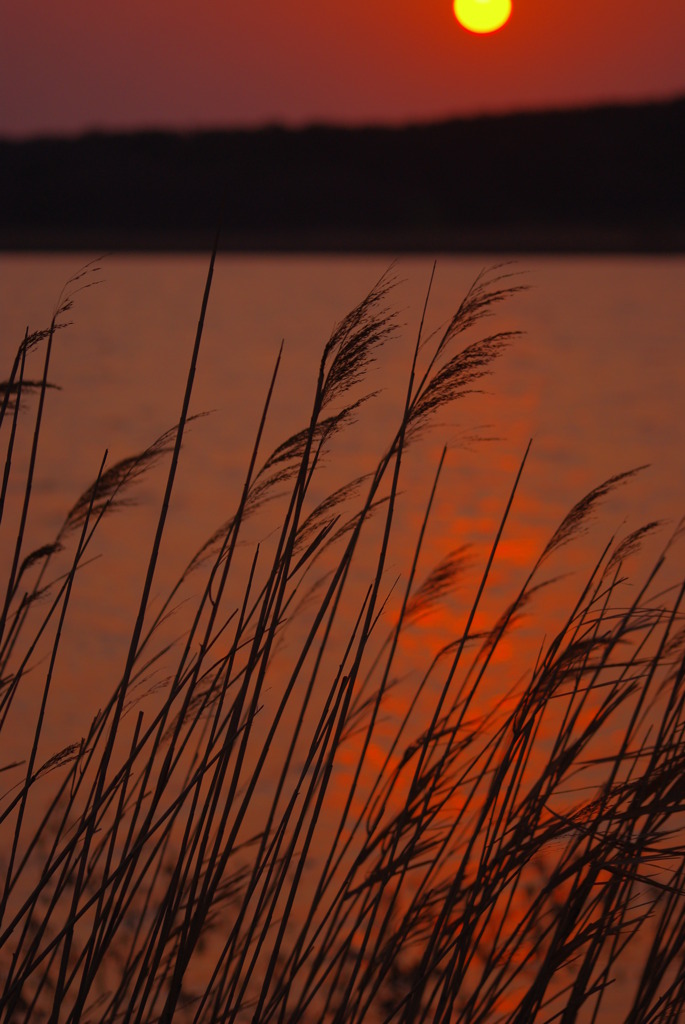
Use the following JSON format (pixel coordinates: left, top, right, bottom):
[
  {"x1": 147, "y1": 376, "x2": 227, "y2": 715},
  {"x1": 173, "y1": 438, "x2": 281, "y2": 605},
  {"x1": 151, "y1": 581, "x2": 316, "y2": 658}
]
[{"x1": 1, "y1": 254, "x2": 684, "y2": 1024}]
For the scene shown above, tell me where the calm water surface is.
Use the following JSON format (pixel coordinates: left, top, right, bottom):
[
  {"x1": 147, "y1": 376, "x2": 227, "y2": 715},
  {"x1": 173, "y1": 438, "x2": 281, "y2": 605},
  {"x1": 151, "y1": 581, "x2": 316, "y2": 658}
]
[
  {"x1": 2, "y1": 252, "x2": 685, "y2": 738},
  {"x1": 2, "y1": 252, "x2": 685, "y2": 1019}
]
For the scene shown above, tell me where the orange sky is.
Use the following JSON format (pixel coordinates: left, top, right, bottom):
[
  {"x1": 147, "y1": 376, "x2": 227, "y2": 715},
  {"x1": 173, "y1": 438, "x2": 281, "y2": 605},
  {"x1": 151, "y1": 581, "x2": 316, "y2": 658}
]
[{"x1": 2, "y1": 0, "x2": 684, "y2": 137}]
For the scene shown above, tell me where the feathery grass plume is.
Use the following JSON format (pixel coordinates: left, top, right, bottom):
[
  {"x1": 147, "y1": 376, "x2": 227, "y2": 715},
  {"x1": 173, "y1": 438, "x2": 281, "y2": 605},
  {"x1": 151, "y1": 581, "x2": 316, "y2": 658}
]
[
  {"x1": 432, "y1": 264, "x2": 526, "y2": 352},
  {"x1": 60, "y1": 419, "x2": 201, "y2": 537},
  {"x1": 403, "y1": 546, "x2": 472, "y2": 625},
  {"x1": 538, "y1": 466, "x2": 648, "y2": 564},
  {"x1": 0, "y1": 418, "x2": 202, "y2": 708},
  {"x1": 34, "y1": 743, "x2": 83, "y2": 782},
  {"x1": 605, "y1": 520, "x2": 664, "y2": 573},
  {"x1": 292, "y1": 476, "x2": 370, "y2": 560},
  {"x1": 407, "y1": 330, "x2": 517, "y2": 440},
  {"x1": 320, "y1": 272, "x2": 398, "y2": 407},
  {"x1": 0, "y1": 381, "x2": 60, "y2": 414},
  {"x1": 2, "y1": 259, "x2": 685, "y2": 1024},
  {"x1": 396, "y1": 266, "x2": 525, "y2": 457},
  {"x1": 0, "y1": 327, "x2": 67, "y2": 431},
  {"x1": 20, "y1": 325, "x2": 68, "y2": 356},
  {"x1": 255, "y1": 395, "x2": 373, "y2": 486},
  {"x1": 15, "y1": 543, "x2": 64, "y2": 584}
]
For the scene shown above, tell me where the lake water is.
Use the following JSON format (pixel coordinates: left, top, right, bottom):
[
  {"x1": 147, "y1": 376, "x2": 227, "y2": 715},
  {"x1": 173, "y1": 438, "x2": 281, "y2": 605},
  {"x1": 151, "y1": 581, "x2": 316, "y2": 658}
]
[
  {"x1": 1, "y1": 252, "x2": 685, "y2": 1021},
  {"x1": 2, "y1": 251, "x2": 685, "y2": 805},
  {"x1": 2, "y1": 253, "x2": 684, "y2": 704}
]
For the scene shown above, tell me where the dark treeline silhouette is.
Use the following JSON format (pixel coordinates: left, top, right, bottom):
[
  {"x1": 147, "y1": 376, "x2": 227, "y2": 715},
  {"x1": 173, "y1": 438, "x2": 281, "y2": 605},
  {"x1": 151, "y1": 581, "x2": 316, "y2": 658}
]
[{"x1": 2, "y1": 96, "x2": 684, "y2": 251}]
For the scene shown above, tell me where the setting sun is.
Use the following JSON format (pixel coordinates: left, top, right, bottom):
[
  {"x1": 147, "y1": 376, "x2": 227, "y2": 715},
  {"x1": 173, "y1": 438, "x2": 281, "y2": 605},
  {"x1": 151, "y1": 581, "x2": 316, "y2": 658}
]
[{"x1": 453, "y1": 0, "x2": 512, "y2": 34}]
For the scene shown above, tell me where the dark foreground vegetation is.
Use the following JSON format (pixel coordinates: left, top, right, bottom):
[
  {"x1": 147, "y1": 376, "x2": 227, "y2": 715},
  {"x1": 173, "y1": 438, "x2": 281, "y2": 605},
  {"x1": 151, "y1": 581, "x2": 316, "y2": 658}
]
[
  {"x1": 2, "y1": 95, "x2": 685, "y2": 252},
  {"x1": 1, "y1": 249, "x2": 685, "y2": 1023}
]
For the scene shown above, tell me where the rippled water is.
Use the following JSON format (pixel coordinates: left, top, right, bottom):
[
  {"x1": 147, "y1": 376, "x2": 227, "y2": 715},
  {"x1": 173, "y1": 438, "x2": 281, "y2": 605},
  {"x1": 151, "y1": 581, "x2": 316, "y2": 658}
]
[
  {"x1": 2, "y1": 252, "x2": 685, "y2": 1021},
  {"x1": 1, "y1": 252, "x2": 685, "y2": 737}
]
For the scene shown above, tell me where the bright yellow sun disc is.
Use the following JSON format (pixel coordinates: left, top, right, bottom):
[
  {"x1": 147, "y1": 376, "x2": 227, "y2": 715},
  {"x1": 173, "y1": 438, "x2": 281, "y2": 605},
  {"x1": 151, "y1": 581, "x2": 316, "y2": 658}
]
[{"x1": 454, "y1": 0, "x2": 512, "y2": 34}]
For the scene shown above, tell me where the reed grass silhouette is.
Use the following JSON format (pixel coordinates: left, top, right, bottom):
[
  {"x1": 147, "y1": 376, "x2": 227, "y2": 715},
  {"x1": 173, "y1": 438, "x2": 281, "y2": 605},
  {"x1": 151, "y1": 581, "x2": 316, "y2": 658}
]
[{"x1": 1, "y1": 247, "x2": 684, "y2": 1024}]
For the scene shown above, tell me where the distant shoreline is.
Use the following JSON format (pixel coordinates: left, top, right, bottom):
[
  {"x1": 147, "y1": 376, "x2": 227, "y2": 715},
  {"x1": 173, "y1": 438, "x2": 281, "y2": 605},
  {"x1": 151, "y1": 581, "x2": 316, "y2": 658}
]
[{"x1": 4, "y1": 96, "x2": 684, "y2": 255}]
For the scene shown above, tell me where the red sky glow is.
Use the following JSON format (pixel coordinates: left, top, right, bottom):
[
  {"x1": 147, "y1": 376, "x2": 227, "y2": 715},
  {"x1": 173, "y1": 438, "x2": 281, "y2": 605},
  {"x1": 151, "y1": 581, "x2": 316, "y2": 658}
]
[{"x1": 2, "y1": 0, "x2": 684, "y2": 137}]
